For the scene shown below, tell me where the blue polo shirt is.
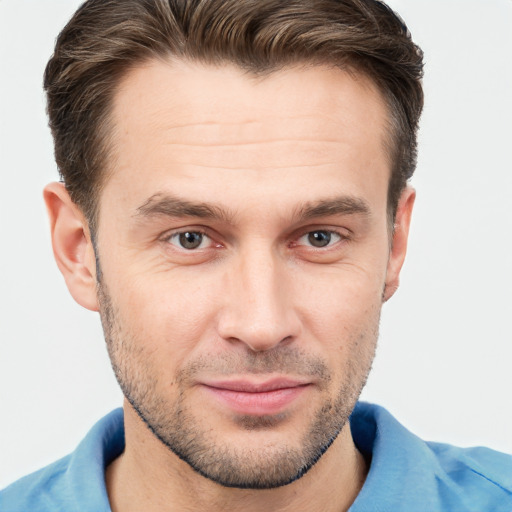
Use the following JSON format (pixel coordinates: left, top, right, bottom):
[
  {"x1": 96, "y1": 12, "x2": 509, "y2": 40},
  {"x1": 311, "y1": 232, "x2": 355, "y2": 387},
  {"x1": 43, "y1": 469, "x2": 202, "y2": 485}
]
[{"x1": 1, "y1": 403, "x2": 511, "y2": 511}]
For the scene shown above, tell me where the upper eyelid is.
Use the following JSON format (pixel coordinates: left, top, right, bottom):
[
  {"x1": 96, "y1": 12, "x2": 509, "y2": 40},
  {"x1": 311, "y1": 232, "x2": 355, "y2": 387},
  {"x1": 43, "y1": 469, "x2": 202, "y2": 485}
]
[
  {"x1": 292, "y1": 226, "x2": 351, "y2": 240},
  {"x1": 294, "y1": 229, "x2": 348, "y2": 246},
  {"x1": 161, "y1": 226, "x2": 211, "y2": 240},
  {"x1": 298, "y1": 229, "x2": 343, "y2": 238}
]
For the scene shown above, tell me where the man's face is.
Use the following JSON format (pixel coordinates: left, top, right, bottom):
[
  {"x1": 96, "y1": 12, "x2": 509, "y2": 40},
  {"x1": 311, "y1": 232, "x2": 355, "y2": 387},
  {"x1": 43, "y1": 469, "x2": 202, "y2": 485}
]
[{"x1": 94, "y1": 61, "x2": 405, "y2": 488}]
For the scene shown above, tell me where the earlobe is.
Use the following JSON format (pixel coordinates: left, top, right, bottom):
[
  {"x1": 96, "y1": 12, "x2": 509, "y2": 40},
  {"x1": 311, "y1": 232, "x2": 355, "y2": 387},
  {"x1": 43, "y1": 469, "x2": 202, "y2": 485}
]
[
  {"x1": 383, "y1": 187, "x2": 416, "y2": 302},
  {"x1": 44, "y1": 182, "x2": 99, "y2": 312}
]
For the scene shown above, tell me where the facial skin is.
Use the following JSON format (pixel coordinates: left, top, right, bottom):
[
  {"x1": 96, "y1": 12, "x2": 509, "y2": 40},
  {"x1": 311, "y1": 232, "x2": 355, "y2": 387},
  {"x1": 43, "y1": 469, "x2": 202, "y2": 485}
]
[{"x1": 45, "y1": 61, "x2": 414, "y2": 512}]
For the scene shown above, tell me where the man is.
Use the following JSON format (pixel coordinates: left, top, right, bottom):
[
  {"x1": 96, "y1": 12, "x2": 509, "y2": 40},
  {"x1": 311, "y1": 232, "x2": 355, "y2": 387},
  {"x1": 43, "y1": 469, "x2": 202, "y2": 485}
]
[{"x1": 1, "y1": 0, "x2": 511, "y2": 511}]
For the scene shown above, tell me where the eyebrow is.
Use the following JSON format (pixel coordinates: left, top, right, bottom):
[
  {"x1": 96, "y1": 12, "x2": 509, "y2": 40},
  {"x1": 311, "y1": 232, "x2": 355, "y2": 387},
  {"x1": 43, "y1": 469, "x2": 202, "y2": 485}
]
[
  {"x1": 295, "y1": 196, "x2": 371, "y2": 221},
  {"x1": 134, "y1": 193, "x2": 371, "y2": 223},
  {"x1": 135, "y1": 193, "x2": 235, "y2": 223}
]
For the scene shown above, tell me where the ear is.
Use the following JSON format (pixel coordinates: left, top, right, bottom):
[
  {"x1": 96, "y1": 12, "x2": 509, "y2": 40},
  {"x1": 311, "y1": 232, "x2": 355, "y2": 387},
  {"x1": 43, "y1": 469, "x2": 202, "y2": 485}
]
[
  {"x1": 44, "y1": 182, "x2": 99, "y2": 311},
  {"x1": 383, "y1": 187, "x2": 416, "y2": 302}
]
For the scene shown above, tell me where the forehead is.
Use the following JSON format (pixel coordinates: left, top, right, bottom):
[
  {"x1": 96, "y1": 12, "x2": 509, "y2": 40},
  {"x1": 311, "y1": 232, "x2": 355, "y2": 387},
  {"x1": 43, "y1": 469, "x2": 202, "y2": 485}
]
[
  {"x1": 101, "y1": 59, "x2": 390, "y2": 222},
  {"x1": 111, "y1": 60, "x2": 388, "y2": 152}
]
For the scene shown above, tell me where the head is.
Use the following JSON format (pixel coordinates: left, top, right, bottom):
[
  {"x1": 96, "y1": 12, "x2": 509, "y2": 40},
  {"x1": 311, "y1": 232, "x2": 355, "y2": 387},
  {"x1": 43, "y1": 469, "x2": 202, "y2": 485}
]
[{"x1": 44, "y1": 0, "x2": 423, "y2": 490}]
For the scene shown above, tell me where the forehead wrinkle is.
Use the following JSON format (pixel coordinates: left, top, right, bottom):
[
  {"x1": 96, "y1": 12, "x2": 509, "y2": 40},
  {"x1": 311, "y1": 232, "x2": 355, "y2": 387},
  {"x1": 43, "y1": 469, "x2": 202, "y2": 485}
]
[
  {"x1": 161, "y1": 139, "x2": 343, "y2": 148},
  {"x1": 171, "y1": 162, "x2": 337, "y2": 171},
  {"x1": 134, "y1": 193, "x2": 236, "y2": 224},
  {"x1": 151, "y1": 112, "x2": 348, "y2": 148},
  {"x1": 158, "y1": 115, "x2": 348, "y2": 139}
]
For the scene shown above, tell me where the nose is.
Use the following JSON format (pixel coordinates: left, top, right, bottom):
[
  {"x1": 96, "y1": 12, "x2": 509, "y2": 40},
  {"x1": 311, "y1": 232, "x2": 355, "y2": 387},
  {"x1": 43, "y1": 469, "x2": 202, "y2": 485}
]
[{"x1": 216, "y1": 247, "x2": 301, "y2": 352}]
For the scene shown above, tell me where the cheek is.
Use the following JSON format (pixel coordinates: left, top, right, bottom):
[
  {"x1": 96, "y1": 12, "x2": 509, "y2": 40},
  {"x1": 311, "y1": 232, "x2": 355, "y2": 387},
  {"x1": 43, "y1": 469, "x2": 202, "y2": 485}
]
[
  {"x1": 105, "y1": 267, "x2": 222, "y2": 366},
  {"x1": 293, "y1": 265, "x2": 383, "y2": 366}
]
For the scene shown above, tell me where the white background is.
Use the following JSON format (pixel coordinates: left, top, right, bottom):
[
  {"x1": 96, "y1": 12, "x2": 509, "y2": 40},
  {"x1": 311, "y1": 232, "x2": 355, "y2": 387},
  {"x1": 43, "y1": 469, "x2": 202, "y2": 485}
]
[{"x1": 1, "y1": 0, "x2": 511, "y2": 489}]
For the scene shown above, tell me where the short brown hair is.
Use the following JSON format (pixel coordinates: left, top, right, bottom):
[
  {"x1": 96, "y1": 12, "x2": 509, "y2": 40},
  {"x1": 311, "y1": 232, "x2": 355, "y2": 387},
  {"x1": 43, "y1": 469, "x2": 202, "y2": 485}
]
[{"x1": 44, "y1": 0, "x2": 424, "y2": 231}]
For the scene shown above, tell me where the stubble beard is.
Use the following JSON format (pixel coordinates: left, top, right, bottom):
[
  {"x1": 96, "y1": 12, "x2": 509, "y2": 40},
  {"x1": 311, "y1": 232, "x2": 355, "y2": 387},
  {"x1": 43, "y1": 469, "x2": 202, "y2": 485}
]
[{"x1": 97, "y1": 281, "x2": 378, "y2": 489}]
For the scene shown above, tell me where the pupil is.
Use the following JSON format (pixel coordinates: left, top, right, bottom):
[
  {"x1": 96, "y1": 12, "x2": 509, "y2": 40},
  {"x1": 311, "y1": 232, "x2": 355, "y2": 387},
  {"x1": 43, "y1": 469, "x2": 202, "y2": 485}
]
[
  {"x1": 308, "y1": 231, "x2": 331, "y2": 247},
  {"x1": 179, "y1": 232, "x2": 203, "y2": 249}
]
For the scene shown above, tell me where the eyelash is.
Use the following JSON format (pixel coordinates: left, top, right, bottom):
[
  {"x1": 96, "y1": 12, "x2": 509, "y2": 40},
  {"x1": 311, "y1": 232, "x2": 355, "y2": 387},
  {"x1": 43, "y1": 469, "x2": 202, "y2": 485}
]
[
  {"x1": 163, "y1": 228, "x2": 349, "y2": 252},
  {"x1": 165, "y1": 230, "x2": 216, "y2": 251},
  {"x1": 294, "y1": 230, "x2": 345, "y2": 249}
]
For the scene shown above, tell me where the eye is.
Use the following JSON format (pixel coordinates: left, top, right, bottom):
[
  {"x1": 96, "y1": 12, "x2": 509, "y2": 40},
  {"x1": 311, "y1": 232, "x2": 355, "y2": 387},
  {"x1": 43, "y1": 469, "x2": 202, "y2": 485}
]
[
  {"x1": 298, "y1": 230, "x2": 342, "y2": 248},
  {"x1": 168, "y1": 231, "x2": 210, "y2": 250}
]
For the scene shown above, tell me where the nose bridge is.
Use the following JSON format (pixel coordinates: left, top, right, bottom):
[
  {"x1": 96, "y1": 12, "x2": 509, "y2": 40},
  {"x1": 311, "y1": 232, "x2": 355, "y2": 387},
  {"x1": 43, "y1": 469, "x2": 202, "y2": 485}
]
[{"x1": 218, "y1": 244, "x2": 299, "y2": 351}]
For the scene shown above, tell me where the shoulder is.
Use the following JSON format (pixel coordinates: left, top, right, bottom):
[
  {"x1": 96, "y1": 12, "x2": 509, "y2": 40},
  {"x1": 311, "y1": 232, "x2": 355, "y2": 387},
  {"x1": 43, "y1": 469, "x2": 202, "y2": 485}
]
[
  {"x1": 350, "y1": 402, "x2": 512, "y2": 512},
  {"x1": 0, "y1": 456, "x2": 73, "y2": 512},
  {"x1": 427, "y1": 441, "x2": 512, "y2": 508},
  {"x1": 0, "y1": 409, "x2": 124, "y2": 512}
]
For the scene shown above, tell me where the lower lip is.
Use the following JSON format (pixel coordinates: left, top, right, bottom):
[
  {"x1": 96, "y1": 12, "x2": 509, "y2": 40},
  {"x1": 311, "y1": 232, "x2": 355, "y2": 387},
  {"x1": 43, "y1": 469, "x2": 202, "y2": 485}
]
[{"x1": 201, "y1": 385, "x2": 310, "y2": 415}]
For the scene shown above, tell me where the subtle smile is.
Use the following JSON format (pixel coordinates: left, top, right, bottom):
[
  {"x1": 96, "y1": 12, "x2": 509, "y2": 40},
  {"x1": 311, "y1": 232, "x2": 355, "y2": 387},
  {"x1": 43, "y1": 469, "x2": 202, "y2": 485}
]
[{"x1": 199, "y1": 378, "x2": 312, "y2": 416}]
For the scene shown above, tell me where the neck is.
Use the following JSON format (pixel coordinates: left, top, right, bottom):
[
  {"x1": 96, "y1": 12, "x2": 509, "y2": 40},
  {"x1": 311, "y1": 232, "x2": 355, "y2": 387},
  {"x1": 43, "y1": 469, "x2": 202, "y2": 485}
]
[{"x1": 106, "y1": 401, "x2": 368, "y2": 512}]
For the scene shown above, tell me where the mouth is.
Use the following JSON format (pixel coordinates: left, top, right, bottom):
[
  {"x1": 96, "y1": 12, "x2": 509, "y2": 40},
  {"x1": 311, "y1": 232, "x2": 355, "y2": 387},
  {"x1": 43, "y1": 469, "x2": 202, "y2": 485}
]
[{"x1": 199, "y1": 377, "x2": 312, "y2": 416}]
